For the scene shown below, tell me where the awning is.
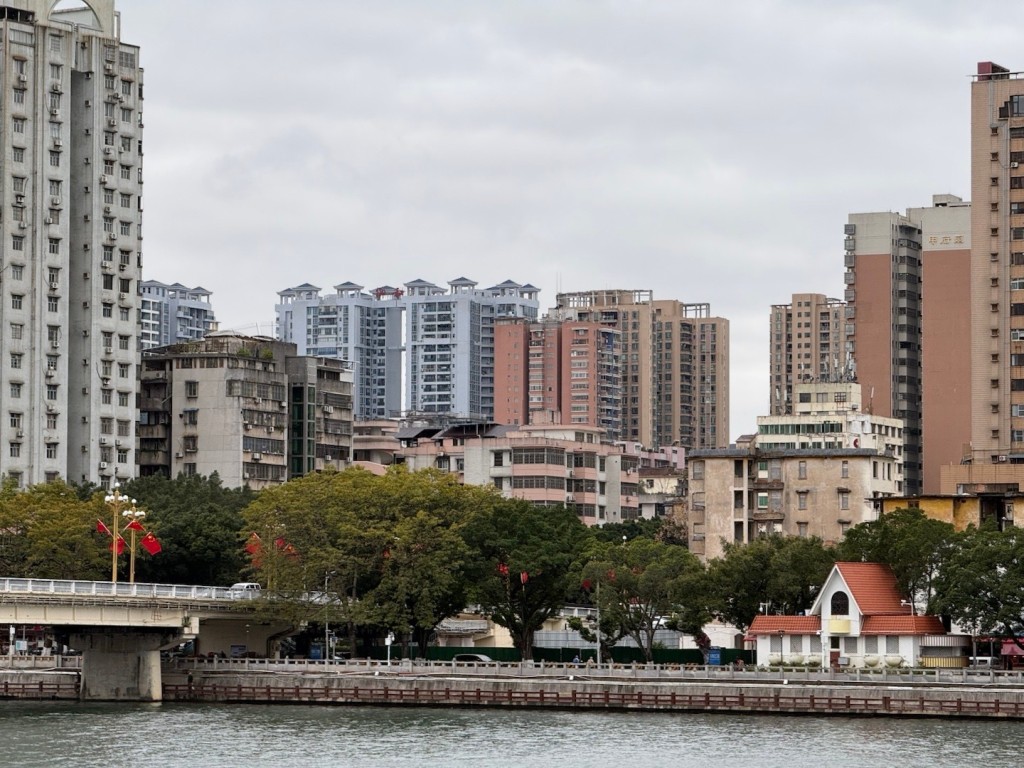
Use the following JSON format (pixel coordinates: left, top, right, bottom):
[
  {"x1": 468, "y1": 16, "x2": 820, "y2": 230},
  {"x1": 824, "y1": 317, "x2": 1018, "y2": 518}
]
[{"x1": 1001, "y1": 640, "x2": 1024, "y2": 656}]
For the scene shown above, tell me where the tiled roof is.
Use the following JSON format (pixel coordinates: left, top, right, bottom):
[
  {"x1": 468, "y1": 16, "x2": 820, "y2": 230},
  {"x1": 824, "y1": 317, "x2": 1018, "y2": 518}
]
[
  {"x1": 749, "y1": 615, "x2": 821, "y2": 635},
  {"x1": 861, "y1": 615, "x2": 945, "y2": 635},
  {"x1": 835, "y1": 562, "x2": 909, "y2": 615}
]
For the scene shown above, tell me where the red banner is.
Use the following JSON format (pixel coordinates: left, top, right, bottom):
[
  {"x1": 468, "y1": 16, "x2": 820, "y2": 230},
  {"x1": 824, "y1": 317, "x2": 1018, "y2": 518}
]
[{"x1": 140, "y1": 532, "x2": 162, "y2": 555}]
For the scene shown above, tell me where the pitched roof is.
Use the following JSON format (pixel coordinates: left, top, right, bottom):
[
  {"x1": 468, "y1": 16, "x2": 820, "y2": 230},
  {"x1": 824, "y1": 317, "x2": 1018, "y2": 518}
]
[
  {"x1": 749, "y1": 615, "x2": 821, "y2": 635},
  {"x1": 861, "y1": 615, "x2": 945, "y2": 635},
  {"x1": 835, "y1": 562, "x2": 909, "y2": 615}
]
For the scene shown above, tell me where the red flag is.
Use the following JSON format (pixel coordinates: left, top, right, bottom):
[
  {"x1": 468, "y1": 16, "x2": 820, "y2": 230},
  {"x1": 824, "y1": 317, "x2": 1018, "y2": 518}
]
[
  {"x1": 244, "y1": 532, "x2": 261, "y2": 555},
  {"x1": 97, "y1": 520, "x2": 111, "y2": 535},
  {"x1": 497, "y1": 562, "x2": 509, "y2": 576},
  {"x1": 520, "y1": 571, "x2": 529, "y2": 585},
  {"x1": 581, "y1": 579, "x2": 592, "y2": 591},
  {"x1": 124, "y1": 519, "x2": 145, "y2": 532},
  {"x1": 108, "y1": 536, "x2": 125, "y2": 554},
  {"x1": 140, "y1": 532, "x2": 162, "y2": 555}
]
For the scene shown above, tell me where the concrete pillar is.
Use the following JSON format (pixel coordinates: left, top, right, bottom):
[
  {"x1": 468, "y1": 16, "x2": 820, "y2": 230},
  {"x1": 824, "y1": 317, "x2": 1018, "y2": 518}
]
[{"x1": 72, "y1": 629, "x2": 180, "y2": 701}]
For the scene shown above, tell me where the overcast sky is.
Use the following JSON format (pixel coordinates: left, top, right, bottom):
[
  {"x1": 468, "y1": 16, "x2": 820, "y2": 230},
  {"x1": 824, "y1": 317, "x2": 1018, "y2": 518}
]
[{"x1": 118, "y1": 0, "x2": 1024, "y2": 440}]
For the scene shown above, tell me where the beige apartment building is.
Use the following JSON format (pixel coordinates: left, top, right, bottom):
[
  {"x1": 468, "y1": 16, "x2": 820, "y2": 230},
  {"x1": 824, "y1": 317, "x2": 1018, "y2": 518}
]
[
  {"x1": 551, "y1": 290, "x2": 729, "y2": 451},
  {"x1": 769, "y1": 293, "x2": 848, "y2": 416},
  {"x1": 138, "y1": 333, "x2": 353, "y2": 489},
  {"x1": 493, "y1": 317, "x2": 622, "y2": 438}
]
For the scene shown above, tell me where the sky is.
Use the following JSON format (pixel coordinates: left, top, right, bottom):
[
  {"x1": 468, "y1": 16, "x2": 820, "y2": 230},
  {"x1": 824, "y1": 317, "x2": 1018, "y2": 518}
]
[{"x1": 115, "y1": 0, "x2": 1024, "y2": 441}]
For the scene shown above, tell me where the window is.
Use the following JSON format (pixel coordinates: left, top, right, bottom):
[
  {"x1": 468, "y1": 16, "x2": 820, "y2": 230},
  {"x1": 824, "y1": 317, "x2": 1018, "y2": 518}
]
[
  {"x1": 47, "y1": 296, "x2": 58, "y2": 312},
  {"x1": 119, "y1": 220, "x2": 131, "y2": 236},
  {"x1": 12, "y1": 147, "x2": 23, "y2": 163},
  {"x1": 120, "y1": 193, "x2": 131, "y2": 208},
  {"x1": 10, "y1": 323, "x2": 22, "y2": 340},
  {"x1": 10, "y1": 354, "x2": 21, "y2": 369},
  {"x1": 104, "y1": 101, "x2": 115, "y2": 118},
  {"x1": 118, "y1": 391, "x2": 129, "y2": 407},
  {"x1": 49, "y1": 180, "x2": 61, "y2": 196},
  {"x1": 48, "y1": 92, "x2": 61, "y2": 111},
  {"x1": 13, "y1": 118, "x2": 25, "y2": 133},
  {"x1": 121, "y1": 80, "x2": 132, "y2": 96},
  {"x1": 830, "y1": 590, "x2": 850, "y2": 615},
  {"x1": 120, "y1": 136, "x2": 131, "y2": 152},
  {"x1": 101, "y1": 389, "x2": 112, "y2": 405},
  {"x1": 9, "y1": 443, "x2": 20, "y2": 458},
  {"x1": 118, "y1": 335, "x2": 130, "y2": 350},
  {"x1": 49, "y1": 150, "x2": 60, "y2": 167},
  {"x1": 798, "y1": 460, "x2": 807, "y2": 479},
  {"x1": 103, "y1": 217, "x2": 114, "y2": 232},
  {"x1": 46, "y1": 385, "x2": 58, "y2": 401},
  {"x1": 120, "y1": 164, "x2": 131, "y2": 180},
  {"x1": 120, "y1": 107, "x2": 131, "y2": 123},
  {"x1": 119, "y1": 307, "x2": 130, "y2": 321},
  {"x1": 10, "y1": 266, "x2": 22, "y2": 281},
  {"x1": 9, "y1": 413, "x2": 21, "y2": 429},
  {"x1": 117, "y1": 420, "x2": 130, "y2": 437},
  {"x1": 100, "y1": 418, "x2": 113, "y2": 435},
  {"x1": 49, "y1": 35, "x2": 62, "y2": 54},
  {"x1": 45, "y1": 443, "x2": 58, "y2": 460},
  {"x1": 11, "y1": 236, "x2": 23, "y2": 251},
  {"x1": 118, "y1": 363, "x2": 130, "y2": 378},
  {"x1": 841, "y1": 460, "x2": 849, "y2": 478},
  {"x1": 11, "y1": 294, "x2": 23, "y2": 310},
  {"x1": 797, "y1": 491, "x2": 808, "y2": 510},
  {"x1": 185, "y1": 380, "x2": 199, "y2": 398},
  {"x1": 102, "y1": 274, "x2": 114, "y2": 290},
  {"x1": 13, "y1": 89, "x2": 24, "y2": 105},
  {"x1": 103, "y1": 159, "x2": 115, "y2": 175},
  {"x1": 46, "y1": 413, "x2": 57, "y2": 430},
  {"x1": 797, "y1": 521, "x2": 808, "y2": 537},
  {"x1": 839, "y1": 491, "x2": 850, "y2": 510},
  {"x1": 104, "y1": 131, "x2": 115, "y2": 146},
  {"x1": 13, "y1": 176, "x2": 26, "y2": 193},
  {"x1": 48, "y1": 238, "x2": 60, "y2": 254},
  {"x1": 119, "y1": 278, "x2": 131, "y2": 293},
  {"x1": 103, "y1": 245, "x2": 114, "y2": 262},
  {"x1": 10, "y1": 383, "x2": 21, "y2": 398},
  {"x1": 117, "y1": 449, "x2": 128, "y2": 464},
  {"x1": 104, "y1": 189, "x2": 115, "y2": 205},
  {"x1": 104, "y1": 74, "x2": 115, "y2": 90},
  {"x1": 102, "y1": 302, "x2": 113, "y2": 318}
]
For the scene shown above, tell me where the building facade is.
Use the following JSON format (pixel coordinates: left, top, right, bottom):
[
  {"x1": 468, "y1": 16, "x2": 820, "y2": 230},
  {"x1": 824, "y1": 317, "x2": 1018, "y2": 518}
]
[
  {"x1": 552, "y1": 289, "x2": 729, "y2": 451},
  {"x1": 0, "y1": 1, "x2": 141, "y2": 487},
  {"x1": 769, "y1": 293, "x2": 848, "y2": 416},
  {"x1": 493, "y1": 316, "x2": 622, "y2": 438},
  {"x1": 139, "y1": 281, "x2": 216, "y2": 349},
  {"x1": 138, "y1": 333, "x2": 353, "y2": 489},
  {"x1": 275, "y1": 282, "x2": 404, "y2": 420}
]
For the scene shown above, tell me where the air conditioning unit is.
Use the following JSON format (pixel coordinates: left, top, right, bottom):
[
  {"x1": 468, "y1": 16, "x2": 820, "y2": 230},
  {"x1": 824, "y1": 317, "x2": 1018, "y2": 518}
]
[
  {"x1": 324, "y1": 455, "x2": 332, "y2": 462},
  {"x1": 45, "y1": 218, "x2": 54, "y2": 225},
  {"x1": 279, "y1": 401, "x2": 287, "y2": 408},
  {"x1": 45, "y1": 370, "x2": 54, "y2": 379},
  {"x1": 108, "y1": 232, "x2": 118, "y2": 241},
  {"x1": 267, "y1": 426, "x2": 275, "y2": 433},
  {"x1": 107, "y1": 118, "x2": 116, "y2": 127},
  {"x1": 104, "y1": 205, "x2": 112, "y2": 213},
  {"x1": 1013, "y1": 162, "x2": 1020, "y2": 169},
  {"x1": 17, "y1": 73, "x2": 27, "y2": 83},
  {"x1": 999, "y1": 455, "x2": 1009, "y2": 462},
  {"x1": 119, "y1": 263, "x2": 126, "y2": 272},
  {"x1": 118, "y1": 292, "x2": 127, "y2": 301},
  {"x1": 99, "y1": 175, "x2": 109, "y2": 184},
  {"x1": 50, "y1": 83, "x2": 61, "y2": 93},
  {"x1": 252, "y1": 452, "x2": 262, "y2": 461},
  {"x1": 115, "y1": 440, "x2": 123, "y2": 448},
  {"x1": 116, "y1": 94, "x2": 124, "y2": 103},
  {"x1": 53, "y1": 139, "x2": 62, "y2": 148},
  {"x1": 50, "y1": 340, "x2": 60, "y2": 349},
  {"x1": 99, "y1": 437, "x2": 108, "y2": 445},
  {"x1": 101, "y1": 377, "x2": 110, "y2": 385},
  {"x1": 104, "y1": 63, "x2": 113, "y2": 72},
  {"x1": 49, "y1": 281, "x2": 59, "y2": 290},
  {"x1": 52, "y1": 197, "x2": 62, "y2": 207},
  {"x1": 18, "y1": 222, "x2": 26, "y2": 229},
  {"x1": 323, "y1": 405, "x2": 333, "y2": 414},
  {"x1": 242, "y1": 473, "x2": 251, "y2": 480},
  {"x1": 101, "y1": 262, "x2": 114, "y2": 273},
  {"x1": 244, "y1": 423, "x2": 252, "y2": 430},
  {"x1": 175, "y1": 452, "x2": 183, "y2": 459},
  {"x1": 50, "y1": 108, "x2": 59, "y2": 116},
  {"x1": 103, "y1": 147, "x2": 115, "y2": 156},
  {"x1": 99, "y1": 461, "x2": 108, "y2": 469},
  {"x1": 14, "y1": 194, "x2": 25, "y2": 205},
  {"x1": 16, "y1": 430, "x2": 23, "y2": 438},
  {"x1": 103, "y1": 345, "x2": 112, "y2": 355},
  {"x1": 566, "y1": 494, "x2": 575, "y2": 502}
]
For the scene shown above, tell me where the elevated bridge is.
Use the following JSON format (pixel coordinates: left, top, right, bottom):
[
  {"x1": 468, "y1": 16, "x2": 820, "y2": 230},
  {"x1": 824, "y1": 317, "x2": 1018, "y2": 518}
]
[{"x1": 0, "y1": 578, "x2": 289, "y2": 701}]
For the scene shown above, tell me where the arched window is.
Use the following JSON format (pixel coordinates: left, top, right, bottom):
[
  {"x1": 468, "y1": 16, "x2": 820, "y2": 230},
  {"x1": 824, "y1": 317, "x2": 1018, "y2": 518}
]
[{"x1": 830, "y1": 590, "x2": 850, "y2": 616}]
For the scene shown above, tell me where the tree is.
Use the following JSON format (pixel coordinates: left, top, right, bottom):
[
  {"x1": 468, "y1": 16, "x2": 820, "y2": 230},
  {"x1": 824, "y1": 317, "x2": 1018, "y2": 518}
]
[
  {"x1": 837, "y1": 507, "x2": 955, "y2": 611},
  {"x1": 933, "y1": 526, "x2": 1024, "y2": 646},
  {"x1": 464, "y1": 499, "x2": 592, "y2": 660},
  {"x1": 123, "y1": 473, "x2": 255, "y2": 585},
  {"x1": 707, "y1": 535, "x2": 835, "y2": 632},
  {"x1": 577, "y1": 538, "x2": 704, "y2": 662}
]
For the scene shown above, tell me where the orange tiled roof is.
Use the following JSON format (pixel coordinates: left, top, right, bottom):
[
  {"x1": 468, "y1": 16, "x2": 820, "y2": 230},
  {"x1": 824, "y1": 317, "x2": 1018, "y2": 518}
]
[
  {"x1": 749, "y1": 615, "x2": 821, "y2": 635},
  {"x1": 861, "y1": 615, "x2": 945, "y2": 635},
  {"x1": 835, "y1": 562, "x2": 909, "y2": 615}
]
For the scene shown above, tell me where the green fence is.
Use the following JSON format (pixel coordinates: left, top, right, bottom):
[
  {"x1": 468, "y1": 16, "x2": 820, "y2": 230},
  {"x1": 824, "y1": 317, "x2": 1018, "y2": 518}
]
[{"x1": 369, "y1": 645, "x2": 753, "y2": 665}]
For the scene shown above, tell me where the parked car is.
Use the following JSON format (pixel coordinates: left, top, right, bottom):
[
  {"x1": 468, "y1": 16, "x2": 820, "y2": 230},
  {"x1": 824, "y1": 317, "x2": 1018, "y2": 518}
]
[{"x1": 452, "y1": 653, "x2": 493, "y2": 662}]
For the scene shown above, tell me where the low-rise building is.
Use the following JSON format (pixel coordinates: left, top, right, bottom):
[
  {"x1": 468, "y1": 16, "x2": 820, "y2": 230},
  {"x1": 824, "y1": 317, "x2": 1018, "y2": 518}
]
[{"x1": 138, "y1": 333, "x2": 353, "y2": 488}]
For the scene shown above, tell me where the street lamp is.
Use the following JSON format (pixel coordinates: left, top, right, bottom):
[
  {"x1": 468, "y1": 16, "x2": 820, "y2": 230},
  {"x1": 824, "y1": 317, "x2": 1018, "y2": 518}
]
[
  {"x1": 324, "y1": 570, "x2": 336, "y2": 662},
  {"x1": 122, "y1": 504, "x2": 147, "y2": 584},
  {"x1": 103, "y1": 482, "x2": 132, "y2": 583}
]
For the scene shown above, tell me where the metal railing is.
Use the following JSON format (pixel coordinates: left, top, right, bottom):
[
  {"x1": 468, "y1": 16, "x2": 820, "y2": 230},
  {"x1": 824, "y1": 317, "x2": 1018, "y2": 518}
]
[{"x1": 0, "y1": 578, "x2": 247, "y2": 601}]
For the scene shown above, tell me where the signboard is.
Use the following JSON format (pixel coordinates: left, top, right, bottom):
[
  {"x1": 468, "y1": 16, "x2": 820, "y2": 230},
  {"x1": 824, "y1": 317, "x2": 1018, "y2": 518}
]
[{"x1": 708, "y1": 647, "x2": 721, "y2": 666}]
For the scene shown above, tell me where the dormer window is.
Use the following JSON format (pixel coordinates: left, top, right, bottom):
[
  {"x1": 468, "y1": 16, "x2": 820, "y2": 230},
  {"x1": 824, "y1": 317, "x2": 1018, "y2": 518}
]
[{"x1": 830, "y1": 590, "x2": 850, "y2": 616}]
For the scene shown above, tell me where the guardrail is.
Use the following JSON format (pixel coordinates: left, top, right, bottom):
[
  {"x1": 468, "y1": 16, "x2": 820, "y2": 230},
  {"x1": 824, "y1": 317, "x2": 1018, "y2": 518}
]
[
  {"x1": 168, "y1": 656, "x2": 1024, "y2": 686},
  {"x1": 0, "y1": 578, "x2": 246, "y2": 601},
  {"x1": 1, "y1": 655, "x2": 82, "y2": 670}
]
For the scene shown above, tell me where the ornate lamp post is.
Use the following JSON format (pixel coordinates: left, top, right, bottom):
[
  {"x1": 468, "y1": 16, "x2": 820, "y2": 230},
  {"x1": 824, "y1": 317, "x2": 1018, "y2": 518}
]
[
  {"x1": 122, "y1": 505, "x2": 147, "y2": 584},
  {"x1": 103, "y1": 482, "x2": 132, "y2": 583}
]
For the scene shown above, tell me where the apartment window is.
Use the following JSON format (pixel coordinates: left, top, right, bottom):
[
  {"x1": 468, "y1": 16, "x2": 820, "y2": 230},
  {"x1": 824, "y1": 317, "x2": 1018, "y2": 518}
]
[
  {"x1": 45, "y1": 443, "x2": 58, "y2": 460},
  {"x1": 102, "y1": 331, "x2": 113, "y2": 348},
  {"x1": 104, "y1": 101, "x2": 115, "y2": 118},
  {"x1": 121, "y1": 80, "x2": 132, "y2": 97},
  {"x1": 185, "y1": 380, "x2": 199, "y2": 398},
  {"x1": 10, "y1": 383, "x2": 21, "y2": 398},
  {"x1": 104, "y1": 189, "x2": 114, "y2": 205},
  {"x1": 13, "y1": 118, "x2": 25, "y2": 134},
  {"x1": 10, "y1": 354, "x2": 21, "y2": 369},
  {"x1": 49, "y1": 151, "x2": 60, "y2": 167},
  {"x1": 101, "y1": 361, "x2": 112, "y2": 377},
  {"x1": 120, "y1": 107, "x2": 131, "y2": 123},
  {"x1": 103, "y1": 159, "x2": 115, "y2": 175},
  {"x1": 102, "y1": 274, "x2": 114, "y2": 290},
  {"x1": 9, "y1": 413, "x2": 21, "y2": 429},
  {"x1": 797, "y1": 521, "x2": 808, "y2": 537},
  {"x1": 119, "y1": 220, "x2": 131, "y2": 236},
  {"x1": 118, "y1": 363, "x2": 129, "y2": 378},
  {"x1": 104, "y1": 74, "x2": 115, "y2": 90},
  {"x1": 839, "y1": 491, "x2": 850, "y2": 510},
  {"x1": 11, "y1": 294, "x2": 23, "y2": 310},
  {"x1": 10, "y1": 323, "x2": 22, "y2": 340},
  {"x1": 119, "y1": 250, "x2": 131, "y2": 266},
  {"x1": 46, "y1": 413, "x2": 57, "y2": 430},
  {"x1": 49, "y1": 180, "x2": 61, "y2": 196},
  {"x1": 117, "y1": 420, "x2": 130, "y2": 437},
  {"x1": 48, "y1": 238, "x2": 60, "y2": 255},
  {"x1": 118, "y1": 334, "x2": 130, "y2": 350},
  {"x1": 48, "y1": 209, "x2": 60, "y2": 225},
  {"x1": 9, "y1": 443, "x2": 20, "y2": 458},
  {"x1": 103, "y1": 217, "x2": 114, "y2": 232},
  {"x1": 118, "y1": 391, "x2": 129, "y2": 407},
  {"x1": 13, "y1": 89, "x2": 24, "y2": 105},
  {"x1": 10, "y1": 266, "x2": 21, "y2": 280},
  {"x1": 47, "y1": 296, "x2": 58, "y2": 312},
  {"x1": 798, "y1": 460, "x2": 807, "y2": 480},
  {"x1": 100, "y1": 418, "x2": 113, "y2": 435},
  {"x1": 119, "y1": 307, "x2": 130, "y2": 321},
  {"x1": 841, "y1": 460, "x2": 849, "y2": 478},
  {"x1": 45, "y1": 384, "x2": 57, "y2": 401},
  {"x1": 13, "y1": 60, "x2": 25, "y2": 75},
  {"x1": 49, "y1": 35, "x2": 62, "y2": 54},
  {"x1": 48, "y1": 92, "x2": 61, "y2": 112},
  {"x1": 104, "y1": 131, "x2": 115, "y2": 146},
  {"x1": 12, "y1": 147, "x2": 23, "y2": 163},
  {"x1": 797, "y1": 491, "x2": 808, "y2": 511},
  {"x1": 13, "y1": 176, "x2": 26, "y2": 193},
  {"x1": 117, "y1": 449, "x2": 128, "y2": 464},
  {"x1": 101, "y1": 389, "x2": 112, "y2": 405},
  {"x1": 11, "y1": 236, "x2": 23, "y2": 251},
  {"x1": 120, "y1": 193, "x2": 131, "y2": 208},
  {"x1": 119, "y1": 278, "x2": 131, "y2": 293},
  {"x1": 103, "y1": 245, "x2": 114, "y2": 262},
  {"x1": 120, "y1": 164, "x2": 131, "y2": 180},
  {"x1": 120, "y1": 136, "x2": 131, "y2": 152}
]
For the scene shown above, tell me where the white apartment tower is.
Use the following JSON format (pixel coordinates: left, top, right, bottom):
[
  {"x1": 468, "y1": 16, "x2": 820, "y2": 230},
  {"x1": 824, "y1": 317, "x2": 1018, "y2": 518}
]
[
  {"x1": 0, "y1": 1, "x2": 142, "y2": 487},
  {"x1": 140, "y1": 281, "x2": 217, "y2": 349},
  {"x1": 276, "y1": 282, "x2": 404, "y2": 419},
  {"x1": 403, "y1": 278, "x2": 539, "y2": 419}
]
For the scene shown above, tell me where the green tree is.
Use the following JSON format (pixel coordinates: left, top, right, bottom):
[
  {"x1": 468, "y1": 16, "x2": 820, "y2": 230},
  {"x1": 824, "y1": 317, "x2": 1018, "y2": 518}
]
[
  {"x1": 123, "y1": 473, "x2": 255, "y2": 585},
  {"x1": 933, "y1": 526, "x2": 1024, "y2": 645},
  {"x1": 465, "y1": 499, "x2": 592, "y2": 660},
  {"x1": 837, "y1": 507, "x2": 955, "y2": 611},
  {"x1": 577, "y1": 538, "x2": 705, "y2": 662}
]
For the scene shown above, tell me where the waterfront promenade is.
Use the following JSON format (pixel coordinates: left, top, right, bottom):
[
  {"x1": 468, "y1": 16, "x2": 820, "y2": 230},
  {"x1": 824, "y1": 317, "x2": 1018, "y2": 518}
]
[{"x1": 7, "y1": 656, "x2": 1024, "y2": 718}]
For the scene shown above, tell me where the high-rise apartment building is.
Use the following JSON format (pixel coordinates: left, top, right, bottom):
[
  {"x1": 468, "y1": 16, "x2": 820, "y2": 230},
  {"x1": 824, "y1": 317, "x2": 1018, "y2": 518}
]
[
  {"x1": 493, "y1": 317, "x2": 622, "y2": 438},
  {"x1": 138, "y1": 333, "x2": 353, "y2": 489},
  {"x1": 769, "y1": 293, "x2": 848, "y2": 416},
  {"x1": 139, "y1": 281, "x2": 217, "y2": 349},
  {"x1": 552, "y1": 290, "x2": 729, "y2": 451},
  {"x1": 276, "y1": 282, "x2": 404, "y2": 419},
  {"x1": 845, "y1": 195, "x2": 972, "y2": 495},
  {"x1": 0, "y1": 2, "x2": 142, "y2": 487},
  {"x1": 404, "y1": 278, "x2": 539, "y2": 419}
]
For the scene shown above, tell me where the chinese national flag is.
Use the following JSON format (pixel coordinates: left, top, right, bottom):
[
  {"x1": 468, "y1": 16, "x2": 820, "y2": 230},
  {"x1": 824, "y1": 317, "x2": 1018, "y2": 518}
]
[
  {"x1": 97, "y1": 520, "x2": 111, "y2": 535},
  {"x1": 140, "y1": 532, "x2": 162, "y2": 555},
  {"x1": 520, "y1": 571, "x2": 529, "y2": 585},
  {"x1": 124, "y1": 519, "x2": 145, "y2": 532},
  {"x1": 108, "y1": 535, "x2": 125, "y2": 554},
  {"x1": 244, "y1": 532, "x2": 261, "y2": 555}
]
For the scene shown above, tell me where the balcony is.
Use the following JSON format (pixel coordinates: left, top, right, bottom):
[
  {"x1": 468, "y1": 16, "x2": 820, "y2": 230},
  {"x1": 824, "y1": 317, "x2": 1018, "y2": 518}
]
[{"x1": 828, "y1": 617, "x2": 851, "y2": 634}]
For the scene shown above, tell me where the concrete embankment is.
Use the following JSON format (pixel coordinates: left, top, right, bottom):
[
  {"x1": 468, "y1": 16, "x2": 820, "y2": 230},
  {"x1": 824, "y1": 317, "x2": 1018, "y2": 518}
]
[
  {"x1": 0, "y1": 670, "x2": 79, "y2": 699},
  {"x1": 161, "y1": 669, "x2": 1024, "y2": 719}
]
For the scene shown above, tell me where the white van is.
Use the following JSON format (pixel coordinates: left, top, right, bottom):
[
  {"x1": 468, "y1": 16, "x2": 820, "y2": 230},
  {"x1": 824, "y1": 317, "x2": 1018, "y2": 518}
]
[{"x1": 227, "y1": 582, "x2": 262, "y2": 599}]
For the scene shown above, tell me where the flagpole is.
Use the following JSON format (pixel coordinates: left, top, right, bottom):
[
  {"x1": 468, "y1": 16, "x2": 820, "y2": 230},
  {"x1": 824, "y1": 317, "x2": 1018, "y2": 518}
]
[
  {"x1": 122, "y1": 505, "x2": 146, "y2": 584},
  {"x1": 104, "y1": 482, "x2": 130, "y2": 584}
]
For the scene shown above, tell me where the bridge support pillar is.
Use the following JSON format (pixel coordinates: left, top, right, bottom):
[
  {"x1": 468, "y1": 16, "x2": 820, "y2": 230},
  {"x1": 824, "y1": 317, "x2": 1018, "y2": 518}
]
[{"x1": 73, "y1": 629, "x2": 181, "y2": 701}]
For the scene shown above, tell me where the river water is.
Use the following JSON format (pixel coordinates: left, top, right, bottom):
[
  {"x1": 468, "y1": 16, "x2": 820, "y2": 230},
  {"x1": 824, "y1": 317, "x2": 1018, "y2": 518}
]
[{"x1": 1, "y1": 701, "x2": 1021, "y2": 767}]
